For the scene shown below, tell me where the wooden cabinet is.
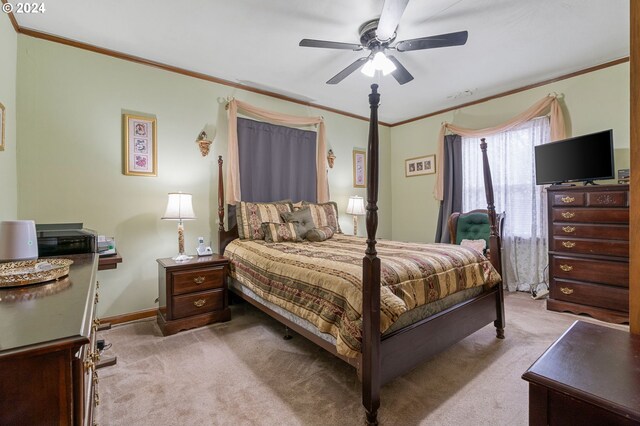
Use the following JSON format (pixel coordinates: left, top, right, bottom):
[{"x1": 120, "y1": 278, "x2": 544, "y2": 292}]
[
  {"x1": 0, "y1": 253, "x2": 99, "y2": 426},
  {"x1": 522, "y1": 321, "x2": 640, "y2": 425},
  {"x1": 157, "y1": 255, "x2": 231, "y2": 336},
  {"x1": 546, "y1": 184, "x2": 629, "y2": 323}
]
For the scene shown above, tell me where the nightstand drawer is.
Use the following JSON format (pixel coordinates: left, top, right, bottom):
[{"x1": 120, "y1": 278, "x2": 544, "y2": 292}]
[
  {"x1": 172, "y1": 267, "x2": 225, "y2": 295},
  {"x1": 172, "y1": 289, "x2": 224, "y2": 319},
  {"x1": 551, "y1": 279, "x2": 628, "y2": 312}
]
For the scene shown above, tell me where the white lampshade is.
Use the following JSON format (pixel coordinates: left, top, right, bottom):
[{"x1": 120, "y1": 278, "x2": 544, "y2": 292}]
[
  {"x1": 162, "y1": 193, "x2": 196, "y2": 221},
  {"x1": 346, "y1": 196, "x2": 366, "y2": 215},
  {"x1": 0, "y1": 220, "x2": 38, "y2": 262}
]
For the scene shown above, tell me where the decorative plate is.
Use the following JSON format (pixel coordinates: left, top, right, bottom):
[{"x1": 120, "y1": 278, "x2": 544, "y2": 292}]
[{"x1": 0, "y1": 258, "x2": 74, "y2": 287}]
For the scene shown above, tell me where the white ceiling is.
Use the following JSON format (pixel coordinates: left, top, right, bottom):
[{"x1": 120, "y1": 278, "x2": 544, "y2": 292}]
[{"x1": 13, "y1": 0, "x2": 630, "y2": 124}]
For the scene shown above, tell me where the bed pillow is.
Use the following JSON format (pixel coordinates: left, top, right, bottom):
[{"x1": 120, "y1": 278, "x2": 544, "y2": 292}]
[
  {"x1": 460, "y1": 238, "x2": 487, "y2": 255},
  {"x1": 305, "y1": 226, "x2": 334, "y2": 242},
  {"x1": 236, "y1": 200, "x2": 293, "y2": 240},
  {"x1": 280, "y1": 207, "x2": 315, "y2": 239},
  {"x1": 261, "y1": 222, "x2": 302, "y2": 243},
  {"x1": 302, "y1": 201, "x2": 342, "y2": 234}
]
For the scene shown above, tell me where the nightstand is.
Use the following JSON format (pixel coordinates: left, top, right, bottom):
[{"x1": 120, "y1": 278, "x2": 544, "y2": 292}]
[{"x1": 156, "y1": 255, "x2": 231, "y2": 336}]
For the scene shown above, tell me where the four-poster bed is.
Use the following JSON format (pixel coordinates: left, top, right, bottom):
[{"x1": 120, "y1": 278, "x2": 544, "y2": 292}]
[{"x1": 217, "y1": 84, "x2": 505, "y2": 425}]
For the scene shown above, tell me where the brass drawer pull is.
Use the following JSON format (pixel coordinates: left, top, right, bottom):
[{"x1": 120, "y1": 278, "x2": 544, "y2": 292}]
[
  {"x1": 193, "y1": 276, "x2": 206, "y2": 284},
  {"x1": 193, "y1": 299, "x2": 206, "y2": 308},
  {"x1": 94, "y1": 392, "x2": 100, "y2": 406},
  {"x1": 92, "y1": 318, "x2": 101, "y2": 332},
  {"x1": 559, "y1": 264, "x2": 573, "y2": 272},
  {"x1": 96, "y1": 280, "x2": 100, "y2": 289},
  {"x1": 561, "y1": 196, "x2": 575, "y2": 203},
  {"x1": 94, "y1": 293, "x2": 99, "y2": 304},
  {"x1": 562, "y1": 241, "x2": 576, "y2": 248},
  {"x1": 93, "y1": 371, "x2": 99, "y2": 385},
  {"x1": 562, "y1": 226, "x2": 575, "y2": 233},
  {"x1": 91, "y1": 350, "x2": 100, "y2": 363},
  {"x1": 561, "y1": 211, "x2": 575, "y2": 219},
  {"x1": 560, "y1": 287, "x2": 574, "y2": 295},
  {"x1": 84, "y1": 359, "x2": 94, "y2": 370}
]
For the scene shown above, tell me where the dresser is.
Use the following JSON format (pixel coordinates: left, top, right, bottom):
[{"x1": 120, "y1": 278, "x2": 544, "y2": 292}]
[
  {"x1": 157, "y1": 255, "x2": 231, "y2": 336},
  {"x1": 546, "y1": 184, "x2": 629, "y2": 323},
  {"x1": 0, "y1": 253, "x2": 100, "y2": 426}
]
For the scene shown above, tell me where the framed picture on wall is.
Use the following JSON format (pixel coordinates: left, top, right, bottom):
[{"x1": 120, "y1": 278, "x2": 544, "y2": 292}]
[
  {"x1": 353, "y1": 149, "x2": 366, "y2": 188},
  {"x1": 0, "y1": 102, "x2": 5, "y2": 151},
  {"x1": 405, "y1": 154, "x2": 436, "y2": 177},
  {"x1": 123, "y1": 114, "x2": 157, "y2": 176}
]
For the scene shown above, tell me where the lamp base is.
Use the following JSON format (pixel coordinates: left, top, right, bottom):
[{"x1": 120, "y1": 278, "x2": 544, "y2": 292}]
[{"x1": 172, "y1": 254, "x2": 193, "y2": 262}]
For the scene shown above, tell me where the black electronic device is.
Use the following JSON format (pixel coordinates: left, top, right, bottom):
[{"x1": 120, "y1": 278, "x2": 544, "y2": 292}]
[
  {"x1": 36, "y1": 223, "x2": 97, "y2": 257},
  {"x1": 534, "y1": 129, "x2": 614, "y2": 185}
]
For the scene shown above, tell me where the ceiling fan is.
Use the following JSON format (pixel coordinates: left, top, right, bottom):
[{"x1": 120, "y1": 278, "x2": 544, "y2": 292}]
[{"x1": 299, "y1": 0, "x2": 468, "y2": 85}]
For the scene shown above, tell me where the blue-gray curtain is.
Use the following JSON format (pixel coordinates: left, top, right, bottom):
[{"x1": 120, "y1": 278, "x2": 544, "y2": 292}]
[
  {"x1": 435, "y1": 134, "x2": 463, "y2": 243},
  {"x1": 237, "y1": 118, "x2": 317, "y2": 203}
]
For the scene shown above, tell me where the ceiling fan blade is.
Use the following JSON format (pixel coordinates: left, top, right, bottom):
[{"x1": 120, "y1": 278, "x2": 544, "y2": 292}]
[
  {"x1": 327, "y1": 57, "x2": 369, "y2": 84},
  {"x1": 299, "y1": 39, "x2": 363, "y2": 51},
  {"x1": 387, "y1": 55, "x2": 414, "y2": 85},
  {"x1": 376, "y1": 0, "x2": 410, "y2": 41},
  {"x1": 395, "y1": 31, "x2": 468, "y2": 52}
]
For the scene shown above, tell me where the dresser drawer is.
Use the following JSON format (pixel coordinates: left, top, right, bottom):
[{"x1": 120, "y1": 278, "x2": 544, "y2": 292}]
[
  {"x1": 172, "y1": 289, "x2": 224, "y2": 319},
  {"x1": 551, "y1": 223, "x2": 628, "y2": 241},
  {"x1": 172, "y1": 266, "x2": 225, "y2": 295},
  {"x1": 551, "y1": 193, "x2": 585, "y2": 207},
  {"x1": 550, "y1": 255, "x2": 629, "y2": 287},
  {"x1": 552, "y1": 208, "x2": 629, "y2": 224},
  {"x1": 551, "y1": 237, "x2": 629, "y2": 258},
  {"x1": 550, "y1": 279, "x2": 629, "y2": 312},
  {"x1": 585, "y1": 191, "x2": 628, "y2": 207}
]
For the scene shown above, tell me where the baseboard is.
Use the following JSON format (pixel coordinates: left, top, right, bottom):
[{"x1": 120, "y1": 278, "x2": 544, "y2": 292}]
[{"x1": 102, "y1": 308, "x2": 157, "y2": 325}]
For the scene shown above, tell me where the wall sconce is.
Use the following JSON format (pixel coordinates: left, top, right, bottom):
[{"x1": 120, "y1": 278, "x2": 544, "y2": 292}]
[
  {"x1": 196, "y1": 131, "x2": 212, "y2": 157},
  {"x1": 327, "y1": 149, "x2": 336, "y2": 169}
]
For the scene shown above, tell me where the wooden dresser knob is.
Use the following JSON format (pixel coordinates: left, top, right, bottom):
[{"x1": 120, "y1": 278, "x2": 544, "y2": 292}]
[
  {"x1": 561, "y1": 212, "x2": 575, "y2": 219},
  {"x1": 560, "y1": 287, "x2": 574, "y2": 295},
  {"x1": 559, "y1": 264, "x2": 573, "y2": 272},
  {"x1": 561, "y1": 196, "x2": 575, "y2": 203},
  {"x1": 193, "y1": 276, "x2": 205, "y2": 284},
  {"x1": 562, "y1": 226, "x2": 575, "y2": 233},
  {"x1": 193, "y1": 299, "x2": 206, "y2": 308},
  {"x1": 562, "y1": 241, "x2": 576, "y2": 248}
]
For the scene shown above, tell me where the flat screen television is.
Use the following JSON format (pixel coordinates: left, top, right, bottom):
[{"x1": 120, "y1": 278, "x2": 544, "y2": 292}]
[{"x1": 534, "y1": 129, "x2": 614, "y2": 185}]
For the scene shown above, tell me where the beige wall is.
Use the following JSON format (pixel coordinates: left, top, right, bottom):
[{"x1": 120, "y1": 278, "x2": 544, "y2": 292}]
[
  {"x1": 16, "y1": 36, "x2": 391, "y2": 317},
  {"x1": 390, "y1": 63, "x2": 630, "y2": 243},
  {"x1": 0, "y1": 13, "x2": 18, "y2": 219}
]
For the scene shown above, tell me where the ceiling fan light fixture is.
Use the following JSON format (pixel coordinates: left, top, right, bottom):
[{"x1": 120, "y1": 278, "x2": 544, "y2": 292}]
[
  {"x1": 361, "y1": 59, "x2": 376, "y2": 77},
  {"x1": 375, "y1": 52, "x2": 397, "y2": 75}
]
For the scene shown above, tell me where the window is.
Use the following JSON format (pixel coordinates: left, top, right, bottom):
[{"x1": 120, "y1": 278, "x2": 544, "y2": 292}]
[{"x1": 461, "y1": 117, "x2": 550, "y2": 292}]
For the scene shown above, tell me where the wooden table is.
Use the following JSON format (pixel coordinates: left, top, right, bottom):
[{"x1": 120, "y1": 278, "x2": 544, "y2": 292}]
[{"x1": 522, "y1": 321, "x2": 640, "y2": 425}]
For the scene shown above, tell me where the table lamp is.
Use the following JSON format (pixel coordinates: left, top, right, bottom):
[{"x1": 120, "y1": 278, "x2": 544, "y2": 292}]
[
  {"x1": 346, "y1": 195, "x2": 366, "y2": 236},
  {"x1": 162, "y1": 192, "x2": 196, "y2": 261}
]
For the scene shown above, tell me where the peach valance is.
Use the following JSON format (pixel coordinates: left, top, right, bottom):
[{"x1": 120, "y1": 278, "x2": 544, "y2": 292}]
[
  {"x1": 434, "y1": 95, "x2": 566, "y2": 200},
  {"x1": 226, "y1": 99, "x2": 329, "y2": 204}
]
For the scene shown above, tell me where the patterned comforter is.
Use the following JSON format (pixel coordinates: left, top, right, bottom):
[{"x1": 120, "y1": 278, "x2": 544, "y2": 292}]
[{"x1": 225, "y1": 234, "x2": 501, "y2": 358}]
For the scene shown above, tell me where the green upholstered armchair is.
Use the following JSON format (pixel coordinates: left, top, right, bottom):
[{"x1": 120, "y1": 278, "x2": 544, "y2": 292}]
[{"x1": 448, "y1": 209, "x2": 504, "y2": 259}]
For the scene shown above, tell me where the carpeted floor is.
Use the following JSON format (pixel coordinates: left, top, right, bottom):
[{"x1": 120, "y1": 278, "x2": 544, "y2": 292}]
[{"x1": 95, "y1": 293, "x2": 627, "y2": 425}]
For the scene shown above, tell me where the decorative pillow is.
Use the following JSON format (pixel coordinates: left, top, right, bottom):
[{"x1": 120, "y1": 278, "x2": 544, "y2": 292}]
[
  {"x1": 236, "y1": 201, "x2": 293, "y2": 240},
  {"x1": 305, "y1": 226, "x2": 334, "y2": 242},
  {"x1": 281, "y1": 207, "x2": 315, "y2": 239},
  {"x1": 460, "y1": 238, "x2": 487, "y2": 255},
  {"x1": 302, "y1": 201, "x2": 342, "y2": 234},
  {"x1": 292, "y1": 201, "x2": 304, "y2": 211},
  {"x1": 261, "y1": 222, "x2": 302, "y2": 243}
]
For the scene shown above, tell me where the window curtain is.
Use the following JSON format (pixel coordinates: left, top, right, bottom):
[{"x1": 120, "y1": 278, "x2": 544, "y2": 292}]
[
  {"x1": 226, "y1": 99, "x2": 328, "y2": 205},
  {"x1": 434, "y1": 134, "x2": 462, "y2": 243},
  {"x1": 462, "y1": 117, "x2": 550, "y2": 292},
  {"x1": 237, "y1": 118, "x2": 317, "y2": 203},
  {"x1": 434, "y1": 95, "x2": 566, "y2": 200}
]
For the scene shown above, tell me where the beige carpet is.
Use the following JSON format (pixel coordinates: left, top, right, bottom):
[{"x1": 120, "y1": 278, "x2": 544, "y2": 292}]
[{"x1": 95, "y1": 293, "x2": 627, "y2": 425}]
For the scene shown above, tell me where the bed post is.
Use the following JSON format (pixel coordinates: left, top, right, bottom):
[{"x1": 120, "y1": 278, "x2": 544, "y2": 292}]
[
  {"x1": 362, "y1": 84, "x2": 381, "y2": 426},
  {"x1": 218, "y1": 155, "x2": 225, "y2": 233},
  {"x1": 480, "y1": 138, "x2": 505, "y2": 339}
]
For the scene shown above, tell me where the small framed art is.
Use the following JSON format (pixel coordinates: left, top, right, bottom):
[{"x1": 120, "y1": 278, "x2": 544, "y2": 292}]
[
  {"x1": 123, "y1": 114, "x2": 157, "y2": 176},
  {"x1": 405, "y1": 154, "x2": 436, "y2": 177},
  {"x1": 353, "y1": 149, "x2": 366, "y2": 188},
  {"x1": 0, "y1": 102, "x2": 5, "y2": 151}
]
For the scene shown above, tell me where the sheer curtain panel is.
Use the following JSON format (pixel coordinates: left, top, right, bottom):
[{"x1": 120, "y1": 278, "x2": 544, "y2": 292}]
[{"x1": 462, "y1": 117, "x2": 550, "y2": 292}]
